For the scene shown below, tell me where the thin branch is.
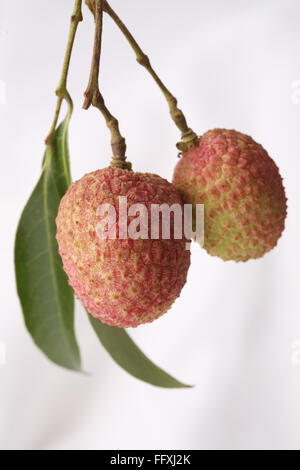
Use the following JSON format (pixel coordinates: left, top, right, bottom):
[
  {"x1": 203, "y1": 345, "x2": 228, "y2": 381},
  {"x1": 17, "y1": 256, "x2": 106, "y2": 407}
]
[
  {"x1": 83, "y1": 0, "x2": 130, "y2": 168},
  {"x1": 85, "y1": 0, "x2": 95, "y2": 15},
  {"x1": 103, "y1": 0, "x2": 198, "y2": 151},
  {"x1": 45, "y1": 0, "x2": 83, "y2": 144}
]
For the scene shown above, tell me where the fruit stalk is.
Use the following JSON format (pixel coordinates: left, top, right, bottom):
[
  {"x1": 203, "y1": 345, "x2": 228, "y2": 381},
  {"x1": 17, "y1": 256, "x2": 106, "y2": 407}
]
[
  {"x1": 83, "y1": 0, "x2": 130, "y2": 169},
  {"x1": 45, "y1": 0, "x2": 83, "y2": 144},
  {"x1": 102, "y1": 0, "x2": 199, "y2": 152}
]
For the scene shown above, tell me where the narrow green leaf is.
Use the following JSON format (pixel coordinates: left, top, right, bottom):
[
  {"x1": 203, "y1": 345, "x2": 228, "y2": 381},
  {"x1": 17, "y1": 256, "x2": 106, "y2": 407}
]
[
  {"x1": 89, "y1": 315, "x2": 191, "y2": 388},
  {"x1": 15, "y1": 119, "x2": 81, "y2": 371}
]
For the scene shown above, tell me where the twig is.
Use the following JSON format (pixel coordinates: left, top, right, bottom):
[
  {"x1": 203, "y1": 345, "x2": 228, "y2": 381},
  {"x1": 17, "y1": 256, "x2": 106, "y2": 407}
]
[
  {"x1": 83, "y1": 0, "x2": 130, "y2": 168},
  {"x1": 45, "y1": 0, "x2": 83, "y2": 144},
  {"x1": 103, "y1": 0, "x2": 198, "y2": 152}
]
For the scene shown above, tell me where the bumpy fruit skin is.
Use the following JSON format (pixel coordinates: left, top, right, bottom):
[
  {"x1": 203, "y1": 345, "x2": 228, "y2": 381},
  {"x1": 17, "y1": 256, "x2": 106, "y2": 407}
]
[
  {"x1": 173, "y1": 129, "x2": 287, "y2": 262},
  {"x1": 56, "y1": 167, "x2": 190, "y2": 327}
]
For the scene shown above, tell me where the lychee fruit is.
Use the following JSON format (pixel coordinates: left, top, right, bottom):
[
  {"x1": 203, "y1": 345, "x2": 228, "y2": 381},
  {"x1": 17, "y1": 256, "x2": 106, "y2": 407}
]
[
  {"x1": 56, "y1": 167, "x2": 190, "y2": 327},
  {"x1": 173, "y1": 128, "x2": 287, "y2": 262}
]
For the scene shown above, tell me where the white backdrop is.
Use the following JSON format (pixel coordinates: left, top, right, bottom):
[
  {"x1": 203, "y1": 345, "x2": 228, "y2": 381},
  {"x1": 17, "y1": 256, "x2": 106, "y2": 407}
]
[{"x1": 1, "y1": 0, "x2": 300, "y2": 450}]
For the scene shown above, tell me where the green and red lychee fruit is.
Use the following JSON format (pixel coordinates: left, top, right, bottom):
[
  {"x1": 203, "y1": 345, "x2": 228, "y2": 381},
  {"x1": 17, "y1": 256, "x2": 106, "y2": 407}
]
[
  {"x1": 173, "y1": 128, "x2": 287, "y2": 262},
  {"x1": 56, "y1": 167, "x2": 190, "y2": 327}
]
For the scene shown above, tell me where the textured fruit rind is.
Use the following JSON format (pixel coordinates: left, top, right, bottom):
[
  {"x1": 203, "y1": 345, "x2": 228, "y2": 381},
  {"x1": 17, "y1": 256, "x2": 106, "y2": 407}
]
[
  {"x1": 56, "y1": 167, "x2": 190, "y2": 327},
  {"x1": 173, "y1": 128, "x2": 287, "y2": 262}
]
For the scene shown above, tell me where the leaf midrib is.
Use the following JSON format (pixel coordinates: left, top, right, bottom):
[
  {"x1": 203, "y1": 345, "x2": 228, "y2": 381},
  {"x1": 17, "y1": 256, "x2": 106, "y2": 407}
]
[{"x1": 41, "y1": 139, "x2": 77, "y2": 367}]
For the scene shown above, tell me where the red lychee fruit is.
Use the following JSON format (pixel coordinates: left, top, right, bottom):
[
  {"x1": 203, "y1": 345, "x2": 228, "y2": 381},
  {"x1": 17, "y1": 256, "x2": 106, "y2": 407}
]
[
  {"x1": 56, "y1": 167, "x2": 190, "y2": 327},
  {"x1": 173, "y1": 129, "x2": 287, "y2": 262}
]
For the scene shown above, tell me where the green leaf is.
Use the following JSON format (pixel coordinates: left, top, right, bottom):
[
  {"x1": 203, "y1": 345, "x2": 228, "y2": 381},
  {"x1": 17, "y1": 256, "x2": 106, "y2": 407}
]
[
  {"x1": 15, "y1": 118, "x2": 81, "y2": 371},
  {"x1": 89, "y1": 315, "x2": 191, "y2": 388}
]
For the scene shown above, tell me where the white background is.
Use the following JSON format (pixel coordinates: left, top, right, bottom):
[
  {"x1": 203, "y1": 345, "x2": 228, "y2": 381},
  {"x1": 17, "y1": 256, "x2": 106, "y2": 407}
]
[{"x1": 1, "y1": 0, "x2": 300, "y2": 450}]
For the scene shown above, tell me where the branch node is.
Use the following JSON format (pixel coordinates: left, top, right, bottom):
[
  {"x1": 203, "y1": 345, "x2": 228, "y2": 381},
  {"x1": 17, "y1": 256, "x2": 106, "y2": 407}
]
[{"x1": 136, "y1": 54, "x2": 150, "y2": 68}]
